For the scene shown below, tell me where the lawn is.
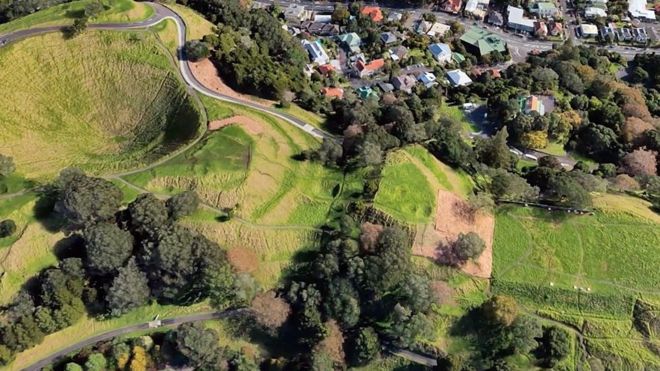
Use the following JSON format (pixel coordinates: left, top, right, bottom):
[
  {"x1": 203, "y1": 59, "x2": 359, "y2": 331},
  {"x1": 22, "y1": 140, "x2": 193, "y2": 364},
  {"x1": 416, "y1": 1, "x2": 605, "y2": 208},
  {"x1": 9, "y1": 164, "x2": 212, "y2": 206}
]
[
  {"x1": 375, "y1": 146, "x2": 473, "y2": 224},
  {"x1": 0, "y1": 0, "x2": 153, "y2": 34},
  {"x1": 0, "y1": 30, "x2": 203, "y2": 179},
  {"x1": 492, "y1": 199, "x2": 660, "y2": 315},
  {"x1": 168, "y1": 3, "x2": 215, "y2": 40}
]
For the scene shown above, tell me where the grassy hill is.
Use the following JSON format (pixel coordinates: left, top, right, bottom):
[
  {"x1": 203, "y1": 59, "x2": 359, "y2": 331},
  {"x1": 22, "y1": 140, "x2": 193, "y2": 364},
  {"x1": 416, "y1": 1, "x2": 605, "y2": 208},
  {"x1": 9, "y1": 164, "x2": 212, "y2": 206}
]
[{"x1": 0, "y1": 30, "x2": 203, "y2": 179}]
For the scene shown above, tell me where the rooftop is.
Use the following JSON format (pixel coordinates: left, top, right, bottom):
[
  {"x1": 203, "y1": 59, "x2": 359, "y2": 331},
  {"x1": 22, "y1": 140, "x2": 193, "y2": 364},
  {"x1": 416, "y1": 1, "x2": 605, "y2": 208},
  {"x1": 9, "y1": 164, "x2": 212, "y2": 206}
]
[
  {"x1": 361, "y1": 6, "x2": 384, "y2": 22},
  {"x1": 460, "y1": 27, "x2": 507, "y2": 55}
]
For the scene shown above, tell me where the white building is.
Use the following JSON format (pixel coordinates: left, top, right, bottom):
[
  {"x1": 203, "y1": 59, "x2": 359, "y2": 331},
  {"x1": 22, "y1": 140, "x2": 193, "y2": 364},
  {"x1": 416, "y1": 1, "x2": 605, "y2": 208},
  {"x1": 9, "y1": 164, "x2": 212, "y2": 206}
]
[
  {"x1": 507, "y1": 6, "x2": 536, "y2": 32},
  {"x1": 427, "y1": 22, "x2": 451, "y2": 37},
  {"x1": 284, "y1": 4, "x2": 313, "y2": 24},
  {"x1": 418, "y1": 71, "x2": 438, "y2": 87},
  {"x1": 465, "y1": 0, "x2": 490, "y2": 19},
  {"x1": 628, "y1": 0, "x2": 656, "y2": 20},
  {"x1": 585, "y1": 7, "x2": 607, "y2": 18},
  {"x1": 302, "y1": 40, "x2": 329, "y2": 65},
  {"x1": 428, "y1": 43, "x2": 453, "y2": 65},
  {"x1": 447, "y1": 69, "x2": 473, "y2": 86},
  {"x1": 579, "y1": 23, "x2": 599, "y2": 37}
]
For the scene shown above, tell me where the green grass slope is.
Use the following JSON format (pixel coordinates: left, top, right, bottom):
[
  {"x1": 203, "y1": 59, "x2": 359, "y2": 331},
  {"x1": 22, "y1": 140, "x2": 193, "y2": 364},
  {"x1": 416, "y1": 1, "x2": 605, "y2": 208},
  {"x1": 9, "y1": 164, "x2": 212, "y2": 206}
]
[{"x1": 0, "y1": 30, "x2": 202, "y2": 179}]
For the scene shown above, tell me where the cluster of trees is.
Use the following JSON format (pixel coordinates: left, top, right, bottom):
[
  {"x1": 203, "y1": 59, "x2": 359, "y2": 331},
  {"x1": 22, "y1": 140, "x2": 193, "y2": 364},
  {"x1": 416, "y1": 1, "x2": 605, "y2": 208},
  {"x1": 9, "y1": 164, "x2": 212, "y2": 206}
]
[
  {"x1": 440, "y1": 295, "x2": 571, "y2": 369},
  {"x1": 53, "y1": 322, "x2": 256, "y2": 371},
  {"x1": 0, "y1": 0, "x2": 70, "y2": 23},
  {"x1": 181, "y1": 0, "x2": 309, "y2": 101},
  {"x1": 283, "y1": 219, "x2": 436, "y2": 368},
  {"x1": 0, "y1": 170, "x2": 244, "y2": 366},
  {"x1": 630, "y1": 53, "x2": 660, "y2": 115}
]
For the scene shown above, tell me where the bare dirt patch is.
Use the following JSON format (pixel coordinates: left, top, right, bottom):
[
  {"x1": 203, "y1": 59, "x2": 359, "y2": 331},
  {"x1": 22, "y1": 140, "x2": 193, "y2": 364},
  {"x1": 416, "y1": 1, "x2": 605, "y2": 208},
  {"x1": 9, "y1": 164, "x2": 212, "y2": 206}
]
[
  {"x1": 208, "y1": 115, "x2": 264, "y2": 135},
  {"x1": 413, "y1": 190, "x2": 494, "y2": 278},
  {"x1": 227, "y1": 247, "x2": 259, "y2": 273},
  {"x1": 431, "y1": 281, "x2": 456, "y2": 306},
  {"x1": 187, "y1": 59, "x2": 274, "y2": 107}
]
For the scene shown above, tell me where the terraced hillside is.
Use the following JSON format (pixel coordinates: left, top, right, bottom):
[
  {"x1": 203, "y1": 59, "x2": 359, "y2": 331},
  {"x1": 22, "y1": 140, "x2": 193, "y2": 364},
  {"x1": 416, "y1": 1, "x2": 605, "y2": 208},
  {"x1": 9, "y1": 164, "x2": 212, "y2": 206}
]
[{"x1": 0, "y1": 30, "x2": 202, "y2": 179}]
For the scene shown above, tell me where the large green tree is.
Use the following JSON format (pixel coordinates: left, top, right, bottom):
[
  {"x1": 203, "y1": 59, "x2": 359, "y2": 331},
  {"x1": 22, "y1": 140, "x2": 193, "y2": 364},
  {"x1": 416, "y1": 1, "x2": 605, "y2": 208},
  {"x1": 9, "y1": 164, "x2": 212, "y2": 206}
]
[
  {"x1": 56, "y1": 175, "x2": 122, "y2": 227},
  {"x1": 106, "y1": 258, "x2": 151, "y2": 316},
  {"x1": 84, "y1": 223, "x2": 134, "y2": 275}
]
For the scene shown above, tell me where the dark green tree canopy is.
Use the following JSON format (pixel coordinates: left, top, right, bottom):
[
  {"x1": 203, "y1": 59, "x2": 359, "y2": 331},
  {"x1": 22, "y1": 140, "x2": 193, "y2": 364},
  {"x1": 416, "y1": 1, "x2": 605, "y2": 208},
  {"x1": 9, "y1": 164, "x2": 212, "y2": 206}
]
[
  {"x1": 55, "y1": 174, "x2": 122, "y2": 227},
  {"x1": 106, "y1": 258, "x2": 151, "y2": 316},
  {"x1": 84, "y1": 222, "x2": 134, "y2": 275}
]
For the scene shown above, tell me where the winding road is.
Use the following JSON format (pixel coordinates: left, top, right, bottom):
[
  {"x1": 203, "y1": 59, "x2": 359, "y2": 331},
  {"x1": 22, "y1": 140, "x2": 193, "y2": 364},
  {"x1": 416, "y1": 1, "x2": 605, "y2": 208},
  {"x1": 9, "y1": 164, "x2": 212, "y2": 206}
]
[{"x1": 23, "y1": 309, "x2": 249, "y2": 371}]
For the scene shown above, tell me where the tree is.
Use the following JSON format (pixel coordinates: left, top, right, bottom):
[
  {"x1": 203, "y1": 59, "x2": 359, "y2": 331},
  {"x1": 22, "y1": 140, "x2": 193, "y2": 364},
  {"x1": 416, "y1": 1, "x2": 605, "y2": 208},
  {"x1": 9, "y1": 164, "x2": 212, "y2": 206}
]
[
  {"x1": 174, "y1": 322, "x2": 226, "y2": 369},
  {"x1": 83, "y1": 1, "x2": 105, "y2": 18},
  {"x1": 482, "y1": 295, "x2": 519, "y2": 327},
  {"x1": 622, "y1": 117, "x2": 654, "y2": 145},
  {"x1": 620, "y1": 148, "x2": 657, "y2": 176},
  {"x1": 538, "y1": 326, "x2": 571, "y2": 368},
  {"x1": 56, "y1": 174, "x2": 121, "y2": 227},
  {"x1": 475, "y1": 127, "x2": 516, "y2": 169},
  {"x1": 316, "y1": 138, "x2": 343, "y2": 167},
  {"x1": 184, "y1": 40, "x2": 211, "y2": 61},
  {"x1": 0, "y1": 219, "x2": 16, "y2": 238},
  {"x1": 166, "y1": 191, "x2": 200, "y2": 220},
  {"x1": 545, "y1": 173, "x2": 592, "y2": 209},
  {"x1": 453, "y1": 232, "x2": 486, "y2": 262},
  {"x1": 520, "y1": 130, "x2": 548, "y2": 149},
  {"x1": 84, "y1": 223, "x2": 134, "y2": 275},
  {"x1": 128, "y1": 193, "x2": 169, "y2": 235},
  {"x1": 0, "y1": 154, "x2": 15, "y2": 178},
  {"x1": 65, "y1": 363, "x2": 83, "y2": 371},
  {"x1": 251, "y1": 291, "x2": 291, "y2": 330},
  {"x1": 508, "y1": 316, "x2": 542, "y2": 354},
  {"x1": 395, "y1": 274, "x2": 433, "y2": 313},
  {"x1": 331, "y1": 4, "x2": 350, "y2": 24},
  {"x1": 84, "y1": 353, "x2": 108, "y2": 371},
  {"x1": 630, "y1": 66, "x2": 649, "y2": 84},
  {"x1": 489, "y1": 169, "x2": 539, "y2": 201},
  {"x1": 347, "y1": 327, "x2": 380, "y2": 366},
  {"x1": 323, "y1": 279, "x2": 360, "y2": 328},
  {"x1": 0, "y1": 345, "x2": 13, "y2": 366},
  {"x1": 65, "y1": 17, "x2": 88, "y2": 38},
  {"x1": 106, "y1": 259, "x2": 151, "y2": 316}
]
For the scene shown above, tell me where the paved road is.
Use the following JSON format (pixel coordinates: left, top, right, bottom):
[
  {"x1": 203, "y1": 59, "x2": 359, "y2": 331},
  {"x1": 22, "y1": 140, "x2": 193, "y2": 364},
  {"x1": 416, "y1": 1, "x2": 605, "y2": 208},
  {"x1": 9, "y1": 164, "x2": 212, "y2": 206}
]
[
  {"x1": 23, "y1": 309, "x2": 248, "y2": 371},
  {"x1": 258, "y1": 0, "x2": 653, "y2": 60},
  {"x1": 0, "y1": 3, "x2": 333, "y2": 141}
]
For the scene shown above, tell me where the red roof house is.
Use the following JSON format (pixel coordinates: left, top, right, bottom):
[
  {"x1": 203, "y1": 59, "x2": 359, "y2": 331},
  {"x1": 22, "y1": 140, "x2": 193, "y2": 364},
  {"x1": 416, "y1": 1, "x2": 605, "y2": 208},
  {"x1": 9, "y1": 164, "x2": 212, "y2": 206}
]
[
  {"x1": 322, "y1": 87, "x2": 344, "y2": 99},
  {"x1": 361, "y1": 6, "x2": 384, "y2": 22},
  {"x1": 319, "y1": 64, "x2": 335, "y2": 76},
  {"x1": 355, "y1": 58, "x2": 385, "y2": 78},
  {"x1": 441, "y1": 0, "x2": 462, "y2": 14}
]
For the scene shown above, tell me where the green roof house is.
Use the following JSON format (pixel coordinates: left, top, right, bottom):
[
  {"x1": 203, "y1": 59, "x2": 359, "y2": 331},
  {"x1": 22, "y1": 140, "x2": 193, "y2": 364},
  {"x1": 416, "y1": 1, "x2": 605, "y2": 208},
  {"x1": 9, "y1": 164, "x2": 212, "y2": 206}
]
[
  {"x1": 452, "y1": 52, "x2": 466, "y2": 64},
  {"x1": 460, "y1": 27, "x2": 507, "y2": 57},
  {"x1": 337, "y1": 32, "x2": 362, "y2": 53},
  {"x1": 357, "y1": 86, "x2": 377, "y2": 100},
  {"x1": 531, "y1": 2, "x2": 559, "y2": 17}
]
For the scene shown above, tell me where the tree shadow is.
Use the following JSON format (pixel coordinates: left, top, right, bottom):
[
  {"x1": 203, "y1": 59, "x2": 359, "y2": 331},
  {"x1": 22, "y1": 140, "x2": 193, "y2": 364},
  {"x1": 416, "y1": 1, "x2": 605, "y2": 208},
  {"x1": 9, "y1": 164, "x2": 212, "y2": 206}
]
[
  {"x1": 53, "y1": 234, "x2": 85, "y2": 260},
  {"x1": 33, "y1": 191, "x2": 65, "y2": 233},
  {"x1": 64, "y1": 9, "x2": 84, "y2": 19}
]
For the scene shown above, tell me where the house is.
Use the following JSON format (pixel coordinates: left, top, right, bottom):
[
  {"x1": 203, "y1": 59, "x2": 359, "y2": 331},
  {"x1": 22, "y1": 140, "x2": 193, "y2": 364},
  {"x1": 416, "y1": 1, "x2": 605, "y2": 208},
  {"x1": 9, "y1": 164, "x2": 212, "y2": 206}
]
[
  {"x1": 632, "y1": 27, "x2": 648, "y2": 42},
  {"x1": 415, "y1": 20, "x2": 432, "y2": 34},
  {"x1": 600, "y1": 24, "x2": 616, "y2": 40},
  {"x1": 531, "y1": 2, "x2": 559, "y2": 18},
  {"x1": 585, "y1": 7, "x2": 607, "y2": 18},
  {"x1": 322, "y1": 87, "x2": 344, "y2": 99},
  {"x1": 381, "y1": 32, "x2": 398, "y2": 44},
  {"x1": 427, "y1": 22, "x2": 451, "y2": 37},
  {"x1": 447, "y1": 69, "x2": 473, "y2": 86},
  {"x1": 389, "y1": 45, "x2": 409, "y2": 61},
  {"x1": 465, "y1": 0, "x2": 490, "y2": 19},
  {"x1": 535, "y1": 21, "x2": 549, "y2": 37},
  {"x1": 361, "y1": 6, "x2": 384, "y2": 22},
  {"x1": 319, "y1": 64, "x2": 335, "y2": 76},
  {"x1": 460, "y1": 27, "x2": 508, "y2": 56},
  {"x1": 549, "y1": 21, "x2": 563, "y2": 36},
  {"x1": 355, "y1": 58, "x2": 385, "y2": 78},
  {"x1": 442, "y1": 0, "x2": 463, "y2": 14},
  {"x1": 579, "y1": 23, "x2": 599, "y2": 37},
  {"x1": 521, "y1": 95, "x2": 546, "y2": 115},
  {"x1": 628, "y1": 0, "x2": 656, "y2": 20},
  {"x1": 452, "y1": 52, "x2": 466, "y2": 64},
  {"x1": 417, "y1": 71, "x2": 438, "y2": 87},
  {"x1": 302, "y1": 40, "x2": 329, "y2": 65},
  {"x1": 392, "y1": 74, "x2": 418, "y2": 93},
  {"x1": 589, "y1": 0, "x2": 608, "y2": 5},
  {"x1": 378, "y1": 82, "x2": 395, "y2": 93},
  {"x1": 619, "y1": 27, "x2": 633, "y2": 40},
  {"x1": 507, "y1": 6, "x2": 536, "y2": 32},
  {"x1": 301, "y1": 21, "x2": 339, "y2": 36},
  {"x1": 357, "y1": 86, "x2": 378, "y2": 99},
  {"x1": 284, "y1": 4, "x2": 313, "y2": 24},
  {"x1": 487, "y1": 10, "x2": 505, "y2": 26},
  {"x1": 337, "y1": 33, "x2": 362, "y2": 53},
  {"x1": 428, "y1": 43, "x2": 453, "y2": 64},
  {"x1": 388, "y1": 11, "x2": 403, "y2": 23}
]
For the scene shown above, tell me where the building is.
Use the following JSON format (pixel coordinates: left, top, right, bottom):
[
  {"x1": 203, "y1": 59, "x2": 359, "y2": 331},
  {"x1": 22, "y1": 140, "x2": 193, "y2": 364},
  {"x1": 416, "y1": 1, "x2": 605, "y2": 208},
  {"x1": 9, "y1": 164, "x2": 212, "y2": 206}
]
[
  {"x1": 415, "y1": 20, "x2": 432, "y2": 34},
  {"x1": 579, "y1": 23, "x2": 599, "y2": 37},
  {"x1": 392, "y1": 74, "x2": 418, "y2": 93},
  {"x1": 460, "y1": 27, "x2": 508, "y2": 56},
  {"x1": 628, "y1": 0, "x2": 656, "y2": 20},
  {"x1": 507, "y1": 6, "x2": 536, "y2": 32},
  {"x1": 417, "y1": 71, "x2": 438, "y2": 87},
  {"x1": 632, "y1": 27, "x2": 648, "y2": 42},
  {"x1": 388, "y1": 11, "x2": 403, "y2": 23},
  {"x1": 301, "y1": 21, "x2": 339, "y2": 36},
  {"x1": 284, "y1": 4, "x2": 313, "y2": 24},
  {"x1": 465, "y1": 0, "x2": 491, "y2": 19},
  {"x1": 318, "y1": 64, "x2": 335, "y2": 76},
  {"x1": 549, "y1": 21, "x2": 563, "y2": 36},
  {"x1": 535, "y1": 21, "x2": 549, "y2": 37},
  {"x1": 389, "y1": 45, "x2": 409, "y2": 61},
  {"x1": 357, "y1": 86, "x2": 377, "y2": 99},
  {"x1": 521, "y1": 95, "x2": 546, "y2": 115},
  {"x1": 302, "y1": 40, "x2": 329, "y2": 65},
  {"x1": 337, "y1": 33, "x2": 362, "y2": 53},
  {"x1": 381, "y1": 32, "x2": 398, "y2": 44},
  {"x1": 442, "y1": 0, "x2": 463, "y2": 14},
  {"x1": 322, "y1": 87, "x2": 344, "y2": 99},
  {"x1": 361, "y1": 6, "x2": 384, "y2": 22},
  {"x1": 378, "y1": 82, "x2": 395, "y2": 93},
  {"x1": 447, "y1": 69, "x2": 473, "y2": 86},
  {"x1": 428, "y1": 43, "x2": 453, "y2": 64},
  {"x1": 427, "y1": 22, "x2": 451, "y2": 37},
  {"x1": 355, "y1": 58, "x2": 385, "y2": 78},
  {"x1": 487, "y1": 10, "x2": 505, "y2": 26},
  {"x1": 452, "y1": 52, "x2": 466, "y2": 64},
  {"x1": 600, "y1": 24, "x2": 616, "y2": 40},
  {"x1": 585, "y1": 7, "x2": 607, "y2": 18},
  {"x1": 531, "y1": 2, "x2": 560, "y2": 17}
]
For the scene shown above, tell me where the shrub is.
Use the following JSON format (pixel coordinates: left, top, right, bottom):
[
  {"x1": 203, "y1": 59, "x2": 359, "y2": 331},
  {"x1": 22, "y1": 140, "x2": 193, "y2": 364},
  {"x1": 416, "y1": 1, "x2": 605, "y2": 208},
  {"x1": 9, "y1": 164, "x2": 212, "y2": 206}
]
[{"x1": 0, "y1": 219, "x2": 16, "y2": 238}]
